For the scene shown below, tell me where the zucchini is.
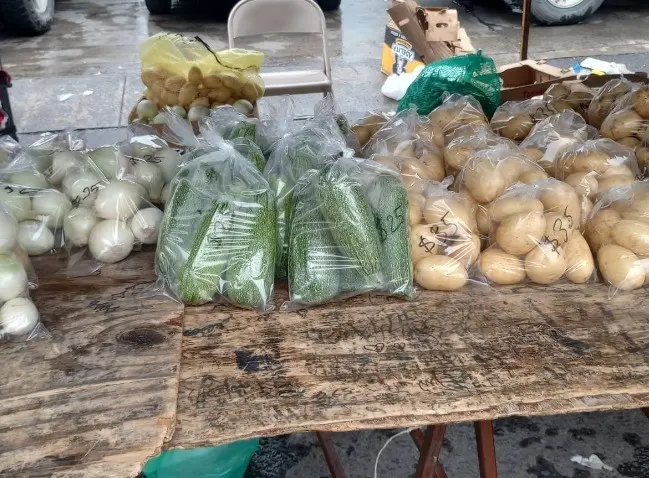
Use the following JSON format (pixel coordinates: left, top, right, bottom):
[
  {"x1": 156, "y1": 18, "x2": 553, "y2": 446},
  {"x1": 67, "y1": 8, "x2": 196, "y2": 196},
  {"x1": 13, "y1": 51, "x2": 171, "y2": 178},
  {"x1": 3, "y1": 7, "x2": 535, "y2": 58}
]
[
  {"x1": 228, "y1": 121, "x2": 257, "y2": 142},
  {"x1": 288, "y1": 186, "x2": 340, "y2": 305},
  {"x1": 367, "y1": 173, "x2": 414, "y2": 297},
  {"x1": 267, "y1": 173, "x2": 291, "y2": 280},
  {"x1": 316, "y1": 161, "x2": 382, "y2": 276},
  {"x1": 230, "y1": 137, "x2": 266, "y2": 172},
  {"x1": 225, "y1": 190, "x2": 277, "y2": 309}
]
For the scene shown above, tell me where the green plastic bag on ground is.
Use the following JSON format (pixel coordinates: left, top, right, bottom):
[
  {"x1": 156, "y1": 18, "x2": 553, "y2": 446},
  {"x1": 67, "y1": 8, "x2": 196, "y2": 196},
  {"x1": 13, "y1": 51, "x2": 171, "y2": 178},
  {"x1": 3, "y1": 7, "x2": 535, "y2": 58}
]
[
  {"x1": 397, "y1": 52, "x2": 501, "y2": 118},
  {"x1": 142, "y1": 438, "x2": 259, "y2": 478}
]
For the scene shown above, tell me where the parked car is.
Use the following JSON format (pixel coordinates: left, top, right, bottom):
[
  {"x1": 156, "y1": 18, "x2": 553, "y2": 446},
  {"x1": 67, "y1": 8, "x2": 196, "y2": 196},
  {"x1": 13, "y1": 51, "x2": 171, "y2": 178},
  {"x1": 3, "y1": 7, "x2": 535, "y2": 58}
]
[
  {"x1": 0, "y1": 0, "x2": 54, "y2": 35},
  {"x1": 531, "y1": 0, "x2": 604, "y2": 25},
  {"x1": 145, "y1": 0, "x2": 341, "y2": 14}
]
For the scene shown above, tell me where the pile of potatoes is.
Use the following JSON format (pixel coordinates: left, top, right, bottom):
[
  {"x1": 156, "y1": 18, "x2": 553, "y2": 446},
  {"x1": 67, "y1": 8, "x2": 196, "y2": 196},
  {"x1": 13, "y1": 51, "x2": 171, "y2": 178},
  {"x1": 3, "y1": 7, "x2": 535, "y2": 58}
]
[
  {"x1": 427, "y1": 94, "x2": 488, "y2": 148},
  {"x1": 352, "y1": 113, "x2": 389, "y2": 147},
  {"x1": 372, "y1": 140, "x2": 445, "y2": 193},
  {"x1": 141, "y1": 65, "x2": 263, "y2": 110},
  {"x1": 443, "y1": 123, "x2": 519, "y2": 174},
  {"x1": 543, "y1": 82, "x2": 595, "y2": 119},
  {"x1": 600, "y1": 85, "x2": 649, "y2": 144},
  {"x1": 478, "y1": 180, "x2": 594, "y2": 286},
  {"x1": 587, "y1": 79, "x2": 633, "y2": 128},
  {"x1": 409, "y1": 187, "x2": 481, "y2": 291},
  {"x1": 586, "y1": 182, "x2": 649, "y2": 291},
  {"x1": 490, "y1": 98, "x2": 555, "y2": 142}
]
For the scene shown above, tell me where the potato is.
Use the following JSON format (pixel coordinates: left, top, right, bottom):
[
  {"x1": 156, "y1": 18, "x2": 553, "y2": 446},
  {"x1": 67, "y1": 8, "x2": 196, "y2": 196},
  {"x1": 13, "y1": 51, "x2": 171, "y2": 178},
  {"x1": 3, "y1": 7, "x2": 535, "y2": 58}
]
[
  {"x1": 444, "y1": 145, "x2": 473, "y2": 171},
  {"x1": 632, "y1": 86, "x2": 649, "y2": 118},
  {"x1": 524, "y1": 147, "x2": 544, "y2": 163},
  {"x1": 416, "y1": 122, "x2": 435, "y2": 142},
  {"x1": 464, "y1": 159, "x2": 506, "y2": 203},
  {"x1": 496, "y1": 211, "x2": 546, "y2": 256},
  {"x1": 584, "y1": 208, "x2": 621, "y2": 252},
  {"x1": 178, "y1": 83, "x2": 198, "y2": 106},
  {"x1": 565, "y1": 172, "x2": 599, "y2": 199},
  {"x1": 588, "y1": 95, "x2": 615, "y2": 128},
  {"x1": 570, "y1": 151, "x2": 611, "y2": 175},
  {"x1": 580, "y1": 195, "x2": 593, "y2": 230},
  {"x1": 476, "y1": 205, "x2": 490, "y2": 236},
  {"x1": 433, "y1": 132, "x2": 445, "y2": 149},
  {"x1": 197, "y1": 86, "x2": 210, "y2": 98},
  {"x1": 539, "y1": 182, "x2": 581, "y2": 228},
  {"x1": 597, "y1": 244, "x2": 645, "y2": 290},
  {"x1": 619, "y1": 136, "x2": 642, "y2": 149},
  {"x1": 479, "y1": 247, "x2": 526, "y2": 285},
  {"x1": 549, "y1": 99, "x2": 575, "y2": 114},
  {"x1": 543, "y1": 211, "x2": 574, "y2": 247},
  {"x1": 190, "y1": 97, "x2": 210, "y2": 108},
  {"x1": 599, "y1": 163, "x2": 635, "y2": 179},
  {"x1": 373, "y1": 155, "x2": 397, "y2": 170},
  {"x1": 546, "y1": 83, "x2": 572, "y2": 99},
  {"x1": 636, "y1": 144, "x2": 649, "y2": 174},
  {"x1": 151, "y1": 79, "x2": 165, "y2": 98},
  {"x1": 209, "y1": 87, "x2": 231, "y2": 103},
  {"x1": 414, "y1": 255, "x2": 468, "y2": 291},
  {"x1": 519, "y1": 169, "x2": 549, "y2": 184},
  {"x1": 408, "y1": 193, "x2": 424, "y2": 226},
  {"x1": 218, "y1": 72, "x2": 242, "y2": 92},
  {"x1": 161, "y1": 90, "x2": 179, "y2": 106},
  {"x1": 411, "y1": 224, "x2": 442, "y2": 264},
  {"x1": 500, "y1": 113, "x2": 534, "y2": 141},
  {"x1": 429, "y1": 106, "x2": 462, "y2": 131},
  {"x1": 611, "y1": 219, "x2": 649, "y2": 256},
  {"x1": 447, "y1": 233, "x2": 481, "y2": 267},
  {"x1": 601, "y1": 109, "x2": 644, "y2": 140},
  {"x1": 394, "y1": 142, "x2": 417, "y2": 158},
  {"x1": 241, "y1": 82, "x2": 263, "y2": 102},
  {"x1": 401, "y1": 157, "x2": 432, "y2": 182},
  {"x1": 499, "y1": 158, "x2": 525, "y2": 185},
  {"x1": 565, "y1": 231, "x2": 595, "y2": 283},
  {"x1": 599, "y1": 175, "x2": 635, "y2": 191},
  {"x1": 630, "y1": 191, "x2": 649, "y2": 216},
  {"x1": 419, "y1": 151, "x2": 445, "y2": 182},
  {"x1": 203, "y1": 75, "x2": 222, "y2": 89},
  {"x1": 141, "y1": 70, "x2": 161, "y2": 88},
  {"x1": 187, "y1": 66, "x2": 203, "y2": 86},
  {"x1": 489, "y1": 197, "x2": 544, "y2": 223},
  {"x1": 163, "y1": 75, "x2": 185, "y2": 93},
  {"x1": 524, "y1": 243, "x2": 567, "y2": 284},
  {"x1": 423, "y1": 197, "x2": 477, "y2": 233}
]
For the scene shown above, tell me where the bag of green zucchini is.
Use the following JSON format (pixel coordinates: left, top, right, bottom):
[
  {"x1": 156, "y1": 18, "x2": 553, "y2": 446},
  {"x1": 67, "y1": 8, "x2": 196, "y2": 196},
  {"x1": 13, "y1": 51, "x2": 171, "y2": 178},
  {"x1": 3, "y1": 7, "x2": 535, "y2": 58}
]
[
  {"x1": 283, "y1": 156, "x2": 414, "y2": 310},
  {"x1": 209, "y1": 105, "x2": 278, "y2": 157},
  {"x1": 263, "y1": 117, "x2": 350, "y2": 281},
  {"x1": 155, "y1": 145, "x2": 277, "y2": 312}
]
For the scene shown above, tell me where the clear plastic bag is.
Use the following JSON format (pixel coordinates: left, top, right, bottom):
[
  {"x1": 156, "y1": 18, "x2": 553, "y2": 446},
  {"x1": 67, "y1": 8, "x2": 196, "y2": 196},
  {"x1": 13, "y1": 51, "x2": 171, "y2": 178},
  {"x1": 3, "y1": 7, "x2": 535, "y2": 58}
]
[
  {"x1": 520, "y1": 110, "x2": 599, "y2": 176},
  {"x1": 587, "y1": 78, "x2": 634, "y2": 128},
  {"x1": 427, "y1": 94, "x2": 488, "y2": 148},
  {"x1": 543, "y1": 81, "x2": 595, "y2": 119},
  {"x1": 0, "y1": 204, "x2": 48, "y2": 342},
  {"x1": 138, "y1": 33, "x2": 265, "y2": 109},
  {"x1": 156, "y1": 146, "x2": 276, "y2": 312},
  {"x1": 474, "y1": 179, "x2": 595, "y2": 286},
  {"x1": 490, "y1": 98, "x2": 559, "y2": 142},
  {"x1": 263, "y1": 116, "x2": 349, "y2": 281},
  {"x1": 586, "y1": 181, "x2": 649, "y2": 294},
  {"x1": 0, "y1": 135, "x2": 23, "y2": 166},
  {"x1": 351, "y1": 111, "x2": 390, "y2": 148},
  {"x1": 600, "y1": 85, "x2": 649, "y2": 143},
  {"x1": 555, "y1": 138, "x2": 640, "y2": 198},
  {"x1": 283, "y1": 157, "x2": 413, "y2": 309},
  {"x1": 410, "y1": 179, "x2": 481, "y2": 291},
  {"x1": 636, "y1": 141, "x2": 649, "y2": 177},
  {"x1": 314, "y1": 94, "x2": 362, "y2": 154}
]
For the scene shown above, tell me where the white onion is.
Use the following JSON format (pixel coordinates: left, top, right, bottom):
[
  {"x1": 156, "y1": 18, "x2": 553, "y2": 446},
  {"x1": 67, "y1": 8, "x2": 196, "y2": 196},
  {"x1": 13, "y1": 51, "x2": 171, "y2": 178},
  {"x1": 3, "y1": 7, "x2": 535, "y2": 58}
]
[
  {"x1": 136, "y1": 99, "x2": 158, "y2": 120},
  {"x1": 233, "y1": 99, "x2": 254, "y2": 115},
  {"x1": 132, "y1": 142, "x2": 158, "y2": 159},
  {"x1": 160, "y1": 183, "x2": 172, "y2": 204},
  {"x1": 31, "y1": 190, "x2": 72, "y2": 228},
  {"x1": 171, "y1": 105, "x2": 187, "y2": 118},
  {"x1": 63, "y1": 207, "x2": 99, "y2": 247},
  {"x1": 50, "y1": 151, "x2": 82, "y2": 185},
  {"x1": 17, "y1": 220, "x2": 55, "y2": 255},
  {"x1": 8, "y1": 170, "x2": 49, "y2": 189},
  {"x1": 151, "y1": 113, "x2": 166, "y2": 125},
  {"x1": 0, "y1": 297, "x2": 39, "y2": 336},
  {"x1": 0, "y1": 188, "x2": 31, "y2": 222},
  {"x1": 0, "y1": 209, "x2": 18, "y2": 254},
  {"x1": 62, "y1": 170, "x2": 103, "y2": 208},
  {"x1": 155, "y1": 147, "x2": 182, "y2": 183},
  {"x1": 94, "y1": 180, "x2": 143, "y2": 220},
  {"x1": 88, "y1": 147, "x2": 118, "y2": 179},
  {"x1": 133, "y1": 162, "x2": 164, "y2": 202},
  {"x1": 129, "y1": 207, "x2": 163, "y2": 244},
  {"x1": 88, "y1": 219, "x2": 134, "y2": 263},
  {"x1": 188, "y1": 106, "x2": 210, "y2": 122},
  {"x1": 0, "y1": 254, "x2": 28, "y2": 301}
]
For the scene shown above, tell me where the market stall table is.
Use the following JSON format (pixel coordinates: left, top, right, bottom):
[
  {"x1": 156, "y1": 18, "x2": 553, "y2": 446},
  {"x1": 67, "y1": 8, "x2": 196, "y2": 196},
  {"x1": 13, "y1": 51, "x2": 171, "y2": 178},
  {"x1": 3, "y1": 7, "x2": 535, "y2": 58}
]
[{"x1": 4, "y1": 253, "x2": 649, "y2": 476}]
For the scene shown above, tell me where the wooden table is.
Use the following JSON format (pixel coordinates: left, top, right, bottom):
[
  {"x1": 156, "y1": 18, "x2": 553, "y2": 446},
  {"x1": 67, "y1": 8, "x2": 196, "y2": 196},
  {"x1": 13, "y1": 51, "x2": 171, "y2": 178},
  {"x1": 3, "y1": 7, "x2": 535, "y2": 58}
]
[{"x1": 3, "y1": 252, "x2": 649, "y2": 476}]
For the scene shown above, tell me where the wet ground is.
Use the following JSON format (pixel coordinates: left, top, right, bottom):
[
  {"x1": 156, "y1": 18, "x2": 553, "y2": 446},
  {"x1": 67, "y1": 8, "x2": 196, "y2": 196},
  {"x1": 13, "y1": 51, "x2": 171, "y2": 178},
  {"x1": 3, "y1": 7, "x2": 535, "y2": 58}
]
[{"x1": 4, "y1": 0, "x2": 649, "y2": 476}]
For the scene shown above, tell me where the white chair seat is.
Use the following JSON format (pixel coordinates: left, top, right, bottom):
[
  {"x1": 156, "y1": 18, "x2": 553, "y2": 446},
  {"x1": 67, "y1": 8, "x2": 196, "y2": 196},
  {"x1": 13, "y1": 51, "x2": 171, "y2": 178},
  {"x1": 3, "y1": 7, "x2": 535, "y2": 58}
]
[{"x1": 261, "y1": 70, "x2": 332, "y2": 96}]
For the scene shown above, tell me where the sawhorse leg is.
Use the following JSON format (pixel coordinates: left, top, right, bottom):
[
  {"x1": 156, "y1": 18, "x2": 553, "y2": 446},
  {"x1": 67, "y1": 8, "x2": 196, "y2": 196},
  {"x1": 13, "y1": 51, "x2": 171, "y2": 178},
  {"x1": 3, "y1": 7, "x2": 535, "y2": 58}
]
[
  {"x1": 316, "y1": 431, "x2": 348, "y2": 478},
  {"x1": 475, "y1": 421, "x2": 498, "y2": 478},
  {"x1": 412, "y1": 425, "x2": 448, "y2": 478}
]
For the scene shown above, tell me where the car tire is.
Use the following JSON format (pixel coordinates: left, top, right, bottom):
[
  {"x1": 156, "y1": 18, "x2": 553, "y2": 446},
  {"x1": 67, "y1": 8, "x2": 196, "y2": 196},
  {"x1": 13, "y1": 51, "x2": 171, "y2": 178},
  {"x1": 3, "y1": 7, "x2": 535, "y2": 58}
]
[
  {"x1": 0, "y1": 0, "x2": 54, "y2": 35},
  {"x1": 531, "y1": 0, "x2": 604, "y2": 26},
  {"x1": 145, "y1": 0, "x2": 172, "y2": 14},
  {"x1": 317, "y1": 0, "x2": 341, "y2": 11}
]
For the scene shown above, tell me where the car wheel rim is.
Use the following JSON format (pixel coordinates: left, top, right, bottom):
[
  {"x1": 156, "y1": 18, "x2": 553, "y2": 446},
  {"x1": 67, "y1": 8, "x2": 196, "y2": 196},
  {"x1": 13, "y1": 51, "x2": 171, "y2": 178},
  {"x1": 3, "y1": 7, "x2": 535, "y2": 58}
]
[
  {"x1": 32, "y1": 0, "x2": 49, "y2": 14},
  {"x1": 546, "y1": 0, "x2": 586, "y2": 8}
]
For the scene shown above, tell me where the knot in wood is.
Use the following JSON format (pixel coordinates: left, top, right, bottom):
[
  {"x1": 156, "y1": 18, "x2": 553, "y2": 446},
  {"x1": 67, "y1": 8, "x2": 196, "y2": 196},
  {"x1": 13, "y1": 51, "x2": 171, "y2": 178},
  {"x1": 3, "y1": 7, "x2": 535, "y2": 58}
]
[{"x1": 118, "y1": 327, "x2": 166, "y2": 347}]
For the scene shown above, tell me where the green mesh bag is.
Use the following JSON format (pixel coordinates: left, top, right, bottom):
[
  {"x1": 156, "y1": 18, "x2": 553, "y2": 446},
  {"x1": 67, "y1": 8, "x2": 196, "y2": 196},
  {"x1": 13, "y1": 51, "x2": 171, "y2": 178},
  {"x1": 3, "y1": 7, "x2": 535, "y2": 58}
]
[{"x1": 397, "y1": 52, "x2": 501, "y2": 118}]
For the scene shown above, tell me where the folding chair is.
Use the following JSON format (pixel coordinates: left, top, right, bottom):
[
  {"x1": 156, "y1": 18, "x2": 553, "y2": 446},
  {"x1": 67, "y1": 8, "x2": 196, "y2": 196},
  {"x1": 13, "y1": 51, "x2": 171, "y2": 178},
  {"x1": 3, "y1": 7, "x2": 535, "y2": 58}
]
[{"x1": 227, "y1": 0, "x2": 333, "y2": 96}]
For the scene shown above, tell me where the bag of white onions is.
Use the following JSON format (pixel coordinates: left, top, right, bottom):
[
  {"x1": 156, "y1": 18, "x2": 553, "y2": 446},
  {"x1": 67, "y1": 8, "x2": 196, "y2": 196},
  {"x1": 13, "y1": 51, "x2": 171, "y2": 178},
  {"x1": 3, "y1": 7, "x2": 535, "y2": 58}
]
[
  {"x1": 543, "y1": 81, "x2": 595, "y2": 119},
  {"x1": 600, "y1": 84, "x2": 649, "y2": 144},
  {"x1": 555, "y1": 138, "x2": 640, "y2": 201},
  {"x1": 0, "y1": 135, "x2": 23, "y2": 166},
  {"x1": 587, "y1": 78, "x2": 635, "y2": 128},
  {"x1": 410, "y1": 180, "x2": 481, "y2": 291},
  {"x1": 264, "y1": 115, "x2": 349, "y2": 280},
  {"x1": 475, "y1": 179, "x2": 594, "y2": 286},
  {"x1": 491, "y1": 98, "x2": 563, "y2": 142},
  {"x1": 427, "y1": 93, "x2": 488, "y2": 148},
  {"x1": 586, "y1": 181, "x2": 649, "y2": 294},
  {"x1": 520, "y1": 110, "x2": 599, "y2": 176},
  {"x1": 155, "y1": 146, "x2": 276, "y2": 311},
  {"x1": 283, "y1": 157, "x2": 413, "y2": 310},
  {"x1": 0, "y1": 204, "x2": 47, "y2": 341},
  {"x1": 138, "y1": 33, "x2": 264, "y2": 120}
]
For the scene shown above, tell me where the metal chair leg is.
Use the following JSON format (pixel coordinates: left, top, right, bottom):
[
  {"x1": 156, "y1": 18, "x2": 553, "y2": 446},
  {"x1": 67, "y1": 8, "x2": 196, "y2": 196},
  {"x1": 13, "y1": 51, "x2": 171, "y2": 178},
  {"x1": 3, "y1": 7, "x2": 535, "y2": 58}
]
[
  {"x1": 474, "y1": 421, "x2": 498, "y2": 478},
  {"x1": 415, "y1": 425, "x2": 448, "y2": 478},
  {"x1": 316, "y1": 431, "x2": 348, "y2": 478}
]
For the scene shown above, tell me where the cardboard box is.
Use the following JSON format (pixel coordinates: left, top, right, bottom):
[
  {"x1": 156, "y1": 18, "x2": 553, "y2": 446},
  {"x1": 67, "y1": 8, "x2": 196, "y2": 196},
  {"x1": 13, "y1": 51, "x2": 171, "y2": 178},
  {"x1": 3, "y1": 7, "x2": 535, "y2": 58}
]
[
  {"x1": 381, "y1": 18, "x2": 427, "y2": 76},
  {"x1": 416, "y1": 7, "x2": 459, "y2": 43}
]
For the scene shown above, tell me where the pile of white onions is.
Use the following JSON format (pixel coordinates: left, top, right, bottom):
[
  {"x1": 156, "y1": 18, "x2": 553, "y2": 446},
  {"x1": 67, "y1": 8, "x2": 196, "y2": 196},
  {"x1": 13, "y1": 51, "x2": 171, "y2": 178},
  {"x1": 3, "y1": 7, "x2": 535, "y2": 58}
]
[{"x1": 0, "y1": 209, "x2": 40, "y2": 338}]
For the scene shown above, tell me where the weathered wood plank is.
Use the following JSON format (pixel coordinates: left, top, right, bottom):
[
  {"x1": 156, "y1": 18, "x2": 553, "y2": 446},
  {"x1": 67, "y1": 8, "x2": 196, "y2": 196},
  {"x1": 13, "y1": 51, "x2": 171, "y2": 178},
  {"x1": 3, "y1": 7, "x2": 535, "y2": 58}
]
[
  {"x1": 169, "y1": 282, "x2": 649, "y2": 449},
  {"x1": 0, "y1": 278, "x2": 183, "y2": 477}
]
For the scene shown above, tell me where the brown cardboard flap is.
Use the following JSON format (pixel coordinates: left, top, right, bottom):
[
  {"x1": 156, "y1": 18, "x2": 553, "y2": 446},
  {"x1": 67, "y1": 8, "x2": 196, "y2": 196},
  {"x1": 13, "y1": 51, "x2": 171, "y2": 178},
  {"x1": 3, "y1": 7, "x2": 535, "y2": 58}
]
[
  {"x1": 417, "y1": 7, "x2": 459, "y2": 42},
  {"x1": 452, "y1": 28, "x2": 474, "y2": 55},
  {"x1": 388, "y1": 1, "x2": 439, "y2": 63}
]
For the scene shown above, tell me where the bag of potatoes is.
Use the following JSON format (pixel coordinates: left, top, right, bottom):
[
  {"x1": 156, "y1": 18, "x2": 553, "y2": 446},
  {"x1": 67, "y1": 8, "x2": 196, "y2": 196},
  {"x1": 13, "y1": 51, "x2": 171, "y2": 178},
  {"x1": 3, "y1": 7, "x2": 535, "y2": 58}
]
[
  {"x1": 351, "y1": 111, "x2": 390, "y2": 148},
  {"x1": 586, "y1": 181, "x2": 649, "y2": 293},
  {"x1": 138, "y1": 33, "x2": 265, "y2": 111},
  {"x1": 600, "y1": 84, "x2": 649, "y2": 145},
  {"x1": 410, "y1": 180, "x2": 481, "y2": 291},
  {"x1": 543, "y1": 81, "x2": 595, "y2": 119},
  {"x1": 587, "y1": 78, "x2": 635, "y2": 129},
  {"x1": 475, "y1": 179, "x2": 595, "y2": 286},
  {"x1": 490, "y1": 98, "x2": 558, "y2": 142},
  {"x1": 427, "y1": 94, "x2": 488, "y2": 149}
]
